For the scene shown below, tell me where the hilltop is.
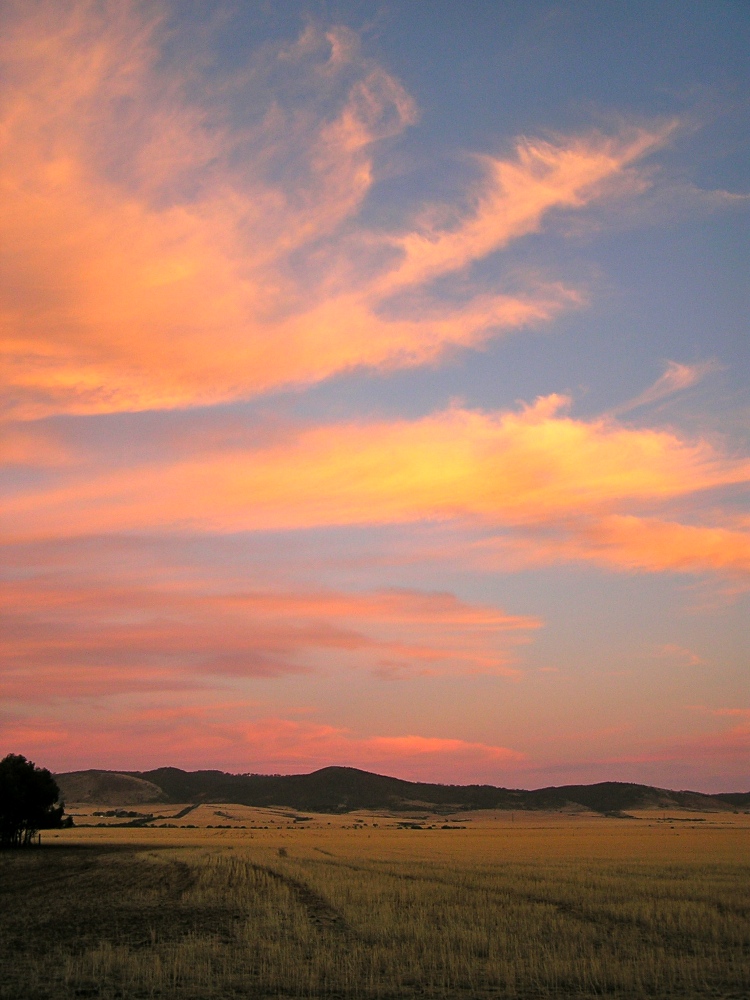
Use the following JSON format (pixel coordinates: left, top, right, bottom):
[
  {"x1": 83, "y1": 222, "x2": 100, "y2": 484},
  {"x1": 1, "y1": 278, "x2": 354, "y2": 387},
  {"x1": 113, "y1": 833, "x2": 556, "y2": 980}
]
[
  {"x1": 54, "y1": 770, "x2": 169, "y2": 806},
  {"x1": 54, "y1": 766, "x2": 750, "y2": 815}
]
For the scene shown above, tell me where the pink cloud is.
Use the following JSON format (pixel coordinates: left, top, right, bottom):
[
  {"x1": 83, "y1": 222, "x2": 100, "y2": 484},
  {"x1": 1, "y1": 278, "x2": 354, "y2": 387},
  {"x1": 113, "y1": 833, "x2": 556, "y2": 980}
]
[
  {"x1": 0, "y1": 708, "x2": 523, "y2": 783},
  {"x1": 0, "y1": 573, "x2": 539, "y2": 704},
  {"x1": 4, "y1": 703, "x2": 747, "y2": 791},
  {"x1": 655, "y1": 644, "x2": 705, "y2": 667}
]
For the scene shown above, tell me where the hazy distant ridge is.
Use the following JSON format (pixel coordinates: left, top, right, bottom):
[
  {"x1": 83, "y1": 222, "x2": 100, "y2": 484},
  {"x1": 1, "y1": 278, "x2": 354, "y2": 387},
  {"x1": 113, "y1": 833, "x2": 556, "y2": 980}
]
[{"x1": 55, "y1": 766, "x2": 750, "y2": 814}]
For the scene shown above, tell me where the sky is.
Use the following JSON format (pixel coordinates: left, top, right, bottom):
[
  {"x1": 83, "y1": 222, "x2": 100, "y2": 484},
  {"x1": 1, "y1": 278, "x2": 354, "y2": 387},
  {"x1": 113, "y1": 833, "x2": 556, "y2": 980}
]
[{"x1": 1, "y1": 0, "x2": 748, "y2": 791}]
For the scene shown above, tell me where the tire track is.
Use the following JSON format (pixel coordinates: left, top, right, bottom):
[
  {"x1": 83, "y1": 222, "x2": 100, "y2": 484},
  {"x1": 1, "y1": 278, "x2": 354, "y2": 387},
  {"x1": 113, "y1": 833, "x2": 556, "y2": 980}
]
[
  {"x1": 249, "y1": 863, "x2": 350, "y2": 936},
  {"x1": 303, "y1": 855, "x2": 748, "y2": 947}
]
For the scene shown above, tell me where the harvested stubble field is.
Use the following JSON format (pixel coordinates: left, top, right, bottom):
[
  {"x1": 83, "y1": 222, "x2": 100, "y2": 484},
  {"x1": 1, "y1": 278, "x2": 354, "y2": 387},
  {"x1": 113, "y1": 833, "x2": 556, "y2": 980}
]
[{"x1": 1, "y1": 811, "x2": 748, "y2": 999}]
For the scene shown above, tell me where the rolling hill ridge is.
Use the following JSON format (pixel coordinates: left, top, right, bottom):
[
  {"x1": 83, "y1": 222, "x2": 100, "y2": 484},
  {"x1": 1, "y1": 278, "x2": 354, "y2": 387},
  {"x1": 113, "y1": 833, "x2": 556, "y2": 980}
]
[{"x1": 55, "y1": 766, "x2": 750, "y2": 815}]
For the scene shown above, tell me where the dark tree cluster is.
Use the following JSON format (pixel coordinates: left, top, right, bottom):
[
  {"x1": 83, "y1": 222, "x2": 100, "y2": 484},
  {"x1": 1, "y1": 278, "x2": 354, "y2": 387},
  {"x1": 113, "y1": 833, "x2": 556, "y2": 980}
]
[{"x1": 0, "y1": 754, "x2": 67, "y2": 847}]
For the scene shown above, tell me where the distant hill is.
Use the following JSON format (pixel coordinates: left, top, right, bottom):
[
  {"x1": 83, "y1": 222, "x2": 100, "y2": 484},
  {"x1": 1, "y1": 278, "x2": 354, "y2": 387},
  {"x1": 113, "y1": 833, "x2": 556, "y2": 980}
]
[
  {"x1": 54, "y1": 765, "x2": 750, "y2": 815},
  {"x1": 56, "y1": 770, "x2": 168, "y2": 806}
]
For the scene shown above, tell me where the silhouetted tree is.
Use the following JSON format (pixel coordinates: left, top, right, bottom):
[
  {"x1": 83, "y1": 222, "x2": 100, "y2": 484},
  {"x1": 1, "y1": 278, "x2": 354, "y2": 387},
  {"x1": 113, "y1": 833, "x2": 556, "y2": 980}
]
[{"x1": 0, "y1": 754, "x2": 66, "y2": 847}]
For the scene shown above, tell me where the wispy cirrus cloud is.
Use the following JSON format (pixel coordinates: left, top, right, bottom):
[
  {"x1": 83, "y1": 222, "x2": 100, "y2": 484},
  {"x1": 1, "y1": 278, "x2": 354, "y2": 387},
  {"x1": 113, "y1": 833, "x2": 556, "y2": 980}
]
[
  {"x1": 0, "y1": 2, "x2": 675, "y2": 419},
  {"x1": 610, "y1": 360, "x2": 722, "y2": 416},
  {"x1": 379, "y1": 126, "x2": 675, "y2": 293}
]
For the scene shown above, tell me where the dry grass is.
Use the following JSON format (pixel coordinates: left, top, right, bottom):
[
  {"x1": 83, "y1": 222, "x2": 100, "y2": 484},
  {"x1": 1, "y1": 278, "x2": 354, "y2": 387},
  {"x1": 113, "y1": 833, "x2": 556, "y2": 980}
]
[{"x1": 1, "y1": 812, "x2": 748, "y2": 998}]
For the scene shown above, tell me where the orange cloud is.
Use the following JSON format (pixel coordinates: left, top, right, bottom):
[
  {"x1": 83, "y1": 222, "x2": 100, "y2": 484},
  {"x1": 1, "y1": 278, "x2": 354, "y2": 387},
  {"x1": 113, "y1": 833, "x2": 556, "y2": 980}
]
[
  {"x1": 471, "y1": 513, "x2": 750, "y2": 581},
  {"x1": 5, "y1": 397, "x2": 748, "y2": 547},
  {"x1": 380, "y1": 126, "x2": 675, "y2": 292},
  {"x1": 573, "y1": 515, "x2": 750, "y2": 575},
  {"x1": 0, "y1": 4, "x2": 670, "y2": 419}
]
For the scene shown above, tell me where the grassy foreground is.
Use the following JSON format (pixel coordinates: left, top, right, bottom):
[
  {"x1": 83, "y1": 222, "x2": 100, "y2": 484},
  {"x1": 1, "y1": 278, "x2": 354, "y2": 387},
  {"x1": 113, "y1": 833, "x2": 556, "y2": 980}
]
[{"x1": 1, "y1": 815, "x2": 748, "y2": 999}]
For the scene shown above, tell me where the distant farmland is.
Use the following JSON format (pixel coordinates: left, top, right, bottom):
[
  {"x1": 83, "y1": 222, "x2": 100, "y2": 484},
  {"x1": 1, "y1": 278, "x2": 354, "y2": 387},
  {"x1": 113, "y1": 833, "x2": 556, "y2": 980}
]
[{"x1": 1, "y1": 811, "x2": 748, "y2": 999}]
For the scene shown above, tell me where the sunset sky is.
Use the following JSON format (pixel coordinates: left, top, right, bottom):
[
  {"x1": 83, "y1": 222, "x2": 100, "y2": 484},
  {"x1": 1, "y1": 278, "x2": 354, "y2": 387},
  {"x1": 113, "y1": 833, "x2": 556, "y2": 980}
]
[{"x1": 2, "y1": 0, "x2": 748, "y2": 791}]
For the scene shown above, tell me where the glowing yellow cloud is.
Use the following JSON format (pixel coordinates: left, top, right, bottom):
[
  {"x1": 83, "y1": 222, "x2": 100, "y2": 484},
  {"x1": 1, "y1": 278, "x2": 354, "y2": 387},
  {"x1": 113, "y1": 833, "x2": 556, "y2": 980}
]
[
  {"x1": 4, "y1": 396, "x2": 748, "y2": 579},
  {"x1": 6, "y1": 396, "x2": 747, "y2": 537}
]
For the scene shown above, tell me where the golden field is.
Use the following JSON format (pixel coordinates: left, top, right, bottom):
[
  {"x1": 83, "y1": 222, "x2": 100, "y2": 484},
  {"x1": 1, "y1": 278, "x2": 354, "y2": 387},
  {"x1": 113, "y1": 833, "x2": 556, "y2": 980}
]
[{"x1": 1, "y1": 806, "x2": 748, "y2": 999}]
